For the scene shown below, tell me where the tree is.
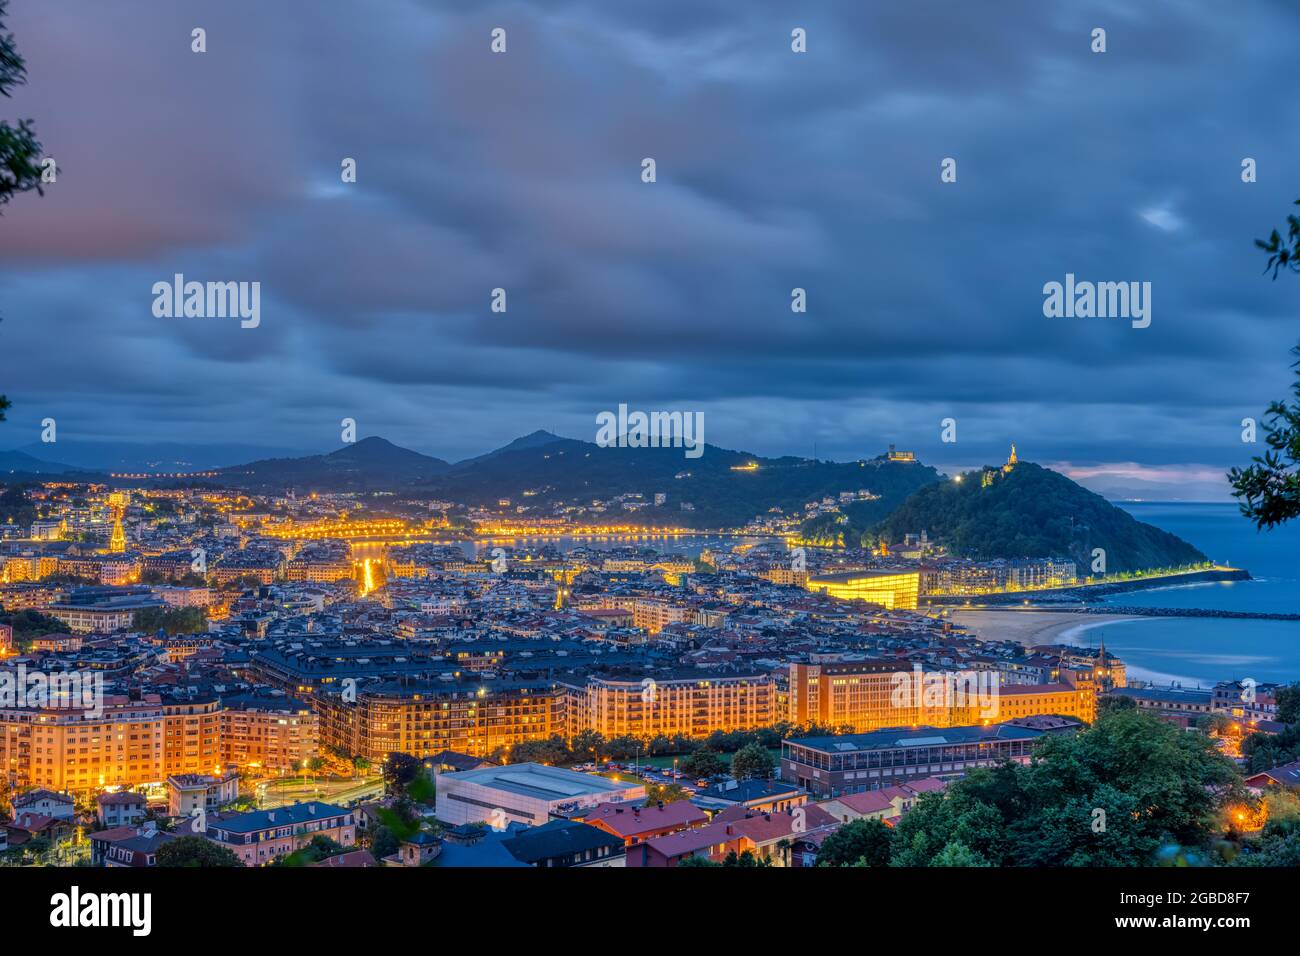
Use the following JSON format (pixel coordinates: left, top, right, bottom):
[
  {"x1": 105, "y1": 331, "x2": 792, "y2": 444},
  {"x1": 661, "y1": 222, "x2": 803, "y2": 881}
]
[
  {"x1": 890, "y1": 708, "x2": 1239, "y2": 867},
  {"x1": 1229, "y1": 344, "x2": 1300, "y2": 528},
  {"x1": 730, "y1": 742, "x2": 776, "y2": 781},
  {"x1": 0, "y1": 0, "x2": 46, "y2": 211},
  {"x1": 1274, "y1": 683, "x2": 1300, "y2": 725},
  {"x1": 643, "y1": 782, "x2": 690, "y2": 805},
  {"x1": 133, "y1": 606, "x2": 207, "y2": 636},
  {"x1": 721, "y1": 849, "x2": 771, "y2": 867},
  {"x1": 155, "y1": 836, "x2": 243, "y2": 867},
  {"x1": 569, "y1": 729, "x2": 604, "y2": 763},
  {"x1": 677, "y1": 854, "x2": 721, "y2": 867},
  {"x1": 816, "y1": 818, "x2": 893, "y2": 867},
  {"x1": 382, "y1": 752, "x2": 422, "y2": 797},
  {"x1": 679, "y1": 750, "x2": 727, "y2": 779},
  {"x1": 929, "y1": 840, "x2": 991, "y2": 867}
]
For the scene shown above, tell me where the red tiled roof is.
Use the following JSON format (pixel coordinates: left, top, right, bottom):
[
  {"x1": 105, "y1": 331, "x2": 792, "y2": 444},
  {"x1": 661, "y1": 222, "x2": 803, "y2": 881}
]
[{"x1": 581, "y1": 800, "x2": 706, "y2": 836}]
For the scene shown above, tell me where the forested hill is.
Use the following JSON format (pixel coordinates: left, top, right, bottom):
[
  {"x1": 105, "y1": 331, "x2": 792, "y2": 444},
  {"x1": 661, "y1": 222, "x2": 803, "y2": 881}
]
[{"x1": 873, "y1": 461, "x2": 1207, "y2": 573}]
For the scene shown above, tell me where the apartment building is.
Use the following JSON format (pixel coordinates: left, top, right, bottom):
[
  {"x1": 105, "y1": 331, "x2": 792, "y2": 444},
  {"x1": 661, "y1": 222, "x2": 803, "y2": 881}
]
[
  {"x1": 316, "y1": 679, "x2": 565, "y2": 762},
  {"x1": 205, "y1": 801, "x2": 355, "y2": 866},
  {"x1": 564, "y1": 672, "x2": 779, "y2": 740}
]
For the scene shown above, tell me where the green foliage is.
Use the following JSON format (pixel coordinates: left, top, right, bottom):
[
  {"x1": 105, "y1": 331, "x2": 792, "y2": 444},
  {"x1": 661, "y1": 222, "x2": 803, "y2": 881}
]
[
  {"x1": 1242, "y1": 722, "x2": 1300, "y2": 773},
  {"x1": 643, "y1": 781, "x2": 690, "y2": 805},
  {"x1": 875, "y1": 461, "x2": 1206, "y2": 572},
  {"x1": 133, "y1": 605, "x2": 207, "y2": 636},
  {"x1": 721, "y1": 849, "x2": 771, "y2": 867},
  {"x1": 890, "y1": 708, "x2": 1239, "y2": 866},
  {"x1": 816, "y1": 818, "x2": 893, "y2": 867},
  {"x1": 0, "y1": 0, "x2": 46, "y2": 211},
  {"x1": 929, "y1": 841, "x2": 991, "y2": 867},
  {"x1": 155, "y1": 836, "x2": 243, "y2": 868},
  {"x1": 1256, "y1": 200, "x2": 1300, "y2": 279},
  {"x1": 730, "y1": 742, "x2": 776, "y2": 780},
  {"x1": 506, "y1": 734, "x2": 573, "y2": 766},
  {"x1": 1229, "y1": 343, "x2": 1300, "y2": 529},
  {"x1": 676, "y1": 854, "x2": 721, "y2": 867},
  {"x1": 275, "y1": 834, "x2": 346, "y2": 867},
  {"x1": 382, "y1": 752, "x2": 422, "y2": 796},
  {"x1": 679, "y1": 750, "x2": 728, "y2": 779},
  {"x1": 0, "y1": 609, "x2": 64, "y2": 645},
  {"x1": 0, "y1": 484, "x2": 34, "y2": 528},
  {"x1": 1275, "y1": 683, "x2": 1300, "y2": 725}
]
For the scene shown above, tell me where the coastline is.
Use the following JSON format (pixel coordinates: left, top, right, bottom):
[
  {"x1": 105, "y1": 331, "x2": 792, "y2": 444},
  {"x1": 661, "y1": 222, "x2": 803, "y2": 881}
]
[{"x1": 949, "y1": 609, "x2": 1145, "y2": 648}]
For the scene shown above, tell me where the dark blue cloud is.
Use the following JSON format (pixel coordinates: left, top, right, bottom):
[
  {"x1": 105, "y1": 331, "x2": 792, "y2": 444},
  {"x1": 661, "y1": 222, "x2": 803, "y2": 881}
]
[{"x1": 0, "y1": 0, "x2": 1296, "y2": 498}]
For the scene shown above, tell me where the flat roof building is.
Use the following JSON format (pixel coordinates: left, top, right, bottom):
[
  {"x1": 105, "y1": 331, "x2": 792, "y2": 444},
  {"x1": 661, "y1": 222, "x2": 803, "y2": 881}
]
[
  {"x1": 435, "y1": 762, "x2": 646, "y2": 828},
  {"x1": 780, "y1": 722, "x2": 1052, "y2": 799}
]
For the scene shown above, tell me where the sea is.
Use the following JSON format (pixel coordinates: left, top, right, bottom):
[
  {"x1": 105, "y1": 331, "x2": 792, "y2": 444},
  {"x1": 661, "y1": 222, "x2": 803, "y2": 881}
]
[{"x1": 1060, "y1": 502, "x2": 1300, "y2": 689}]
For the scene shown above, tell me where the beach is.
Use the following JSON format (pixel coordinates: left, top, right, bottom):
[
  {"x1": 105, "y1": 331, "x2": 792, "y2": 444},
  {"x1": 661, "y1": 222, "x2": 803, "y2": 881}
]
[{"x1": 949, "y1": 609, "x2": 1142, "y2": 648}]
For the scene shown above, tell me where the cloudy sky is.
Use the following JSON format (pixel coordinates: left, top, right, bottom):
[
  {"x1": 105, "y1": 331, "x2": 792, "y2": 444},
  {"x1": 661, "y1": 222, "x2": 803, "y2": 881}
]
[{"x1": 1, "y1": 0, "x2": 1298, "y2": 498}]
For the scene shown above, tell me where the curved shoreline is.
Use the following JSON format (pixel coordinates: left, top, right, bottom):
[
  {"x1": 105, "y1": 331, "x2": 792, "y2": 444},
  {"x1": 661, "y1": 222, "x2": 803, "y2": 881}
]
[{"x1": 949, "y1": 609, "x2": 1144, "y2": 647}]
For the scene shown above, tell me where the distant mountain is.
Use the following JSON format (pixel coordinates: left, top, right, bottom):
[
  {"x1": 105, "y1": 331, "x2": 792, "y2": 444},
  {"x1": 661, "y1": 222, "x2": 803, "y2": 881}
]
[
  {"x1": 219, "y1": 437, "x2": 451, "y2": 492},
  {"x1": 452, "y1": 430, "x2": 565, "y2": 468},
  {"x1": 9, "y1": 440, "x2": 309, "y2": 473},
  {"x1": 873, "y1": 460, "x2": 1207, "y2": 572},
  {"x1": 0, "y1": 449, "x2": 83, "y2": 475},
  {"x1": 429, "y1": 435, "x2": 942, "y2": 528}
]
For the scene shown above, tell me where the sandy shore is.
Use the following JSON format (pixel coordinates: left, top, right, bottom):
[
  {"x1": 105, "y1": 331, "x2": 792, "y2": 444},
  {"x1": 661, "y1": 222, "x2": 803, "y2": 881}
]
[{"x1": 948, "y1": 609, "x2": 1144, "y2": 648}]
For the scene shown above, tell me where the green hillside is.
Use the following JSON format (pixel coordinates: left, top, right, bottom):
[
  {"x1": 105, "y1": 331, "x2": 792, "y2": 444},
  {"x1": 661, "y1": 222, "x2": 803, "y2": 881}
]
[{"x1": 873, "y1": 461, "x2": 1207, "y2": 573}]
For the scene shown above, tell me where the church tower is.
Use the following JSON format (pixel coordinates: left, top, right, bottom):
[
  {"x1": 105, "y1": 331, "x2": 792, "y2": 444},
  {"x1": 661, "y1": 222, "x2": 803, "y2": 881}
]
[{"x1": 109, "y1": 514, "x2": 126, "y2": 552}]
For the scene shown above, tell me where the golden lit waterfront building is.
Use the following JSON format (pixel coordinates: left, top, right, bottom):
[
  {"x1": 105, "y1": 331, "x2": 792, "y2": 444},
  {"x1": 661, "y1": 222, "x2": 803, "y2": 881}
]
[{"x1": 805, "y1": 569, "x2": 920, "y2": 610}]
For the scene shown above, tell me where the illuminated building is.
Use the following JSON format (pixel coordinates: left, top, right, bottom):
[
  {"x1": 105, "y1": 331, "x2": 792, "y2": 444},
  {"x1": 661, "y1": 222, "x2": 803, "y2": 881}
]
[
  {"x1": 30, "y1": 519, "x2": 65, "y2": 541},
  {"x1": 316, "y1": 680, "x2": 566, "y2": 762},
  {"x1": 1003, "y1": 443, "x2": 1018, "y2": 473},
  {"x1": 789, "y1": 660, "x2": 1096, "y2": 733},
  {"x1": 997, "y1": 681, "x2": 1096, "y2": 724},
  {"x1": 108, "y1": 515, "x2": 126, "y2": 553},
  {"x1": 886, "y1": 444, "x2": 916, "y2": 462},
  {"x1": 0, "y1": 695, "x2": 167, "y2": 792},
  {"x1": 564, "y1": 673, "x2": 778, "y2": 740},
  {"x1": 162, "y1": 698, "x2": 223, "y2": 777},
  {"x1": 56, "y1": 555, "x2": 142, "y2": 586},
  {"x1": 789, "y1": 661, "x2": 985, "y2": 732},
  {"x1": 805, "y1": 569, "x2": 920, "y2": 610},
  {"x1": 920, "y1": 559, "x2": 1076, "y2": 596},
  {"x1": 0, "y1": 691, "x2": 318, "y2": 794},
  {"x1": 219, "y1": 695, "x2": 317, "y2": 772},
  {"x1": 762, "y1": 568, "x2": 809, "y2": 586}
]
